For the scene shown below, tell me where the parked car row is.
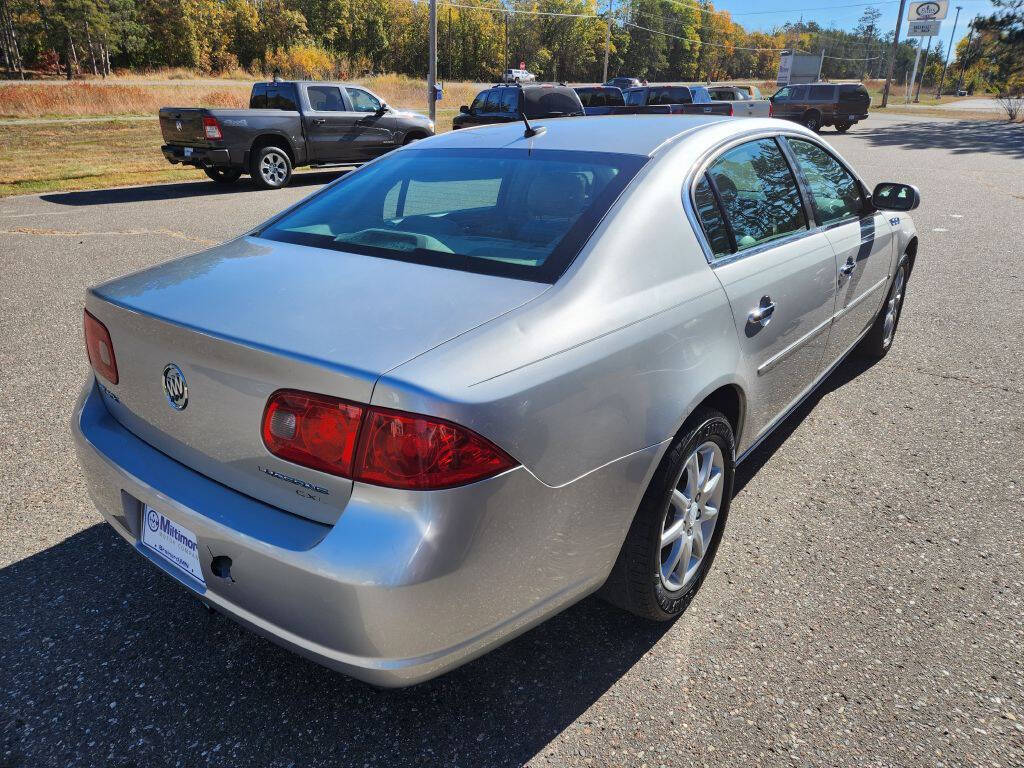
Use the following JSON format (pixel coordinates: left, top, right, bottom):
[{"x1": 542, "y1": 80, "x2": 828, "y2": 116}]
[{"x1": 157, "y1": 77, "x2": 871, "y2": 190}]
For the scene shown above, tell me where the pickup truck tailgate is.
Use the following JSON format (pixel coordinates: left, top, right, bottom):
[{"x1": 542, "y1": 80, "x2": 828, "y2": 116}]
[{"x1": 159, "y1": 108, "x2": 210, "y2": 147}]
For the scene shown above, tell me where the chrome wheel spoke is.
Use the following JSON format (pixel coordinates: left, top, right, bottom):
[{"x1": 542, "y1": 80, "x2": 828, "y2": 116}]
[
  {"x1": 661, "y1": 517, "x2": 686, "y2": 546},
  {"x1": 701, "y1": 502, "x2": 718, "y2": 523},
  {"x1": 702, "y1": 468, "x2": 721, "y2": 498},
  {"x1": 691, "y1": 523, "x2": 705, "y2": 558},
  {"x1": 663, "y1": 539, "x2": 685, "y2": 580}
]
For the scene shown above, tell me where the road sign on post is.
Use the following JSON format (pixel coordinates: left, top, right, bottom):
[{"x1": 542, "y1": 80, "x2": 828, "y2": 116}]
[
  {"x1": 909, "y1": 19, "x2": 942, "y2": 35},
  {"x1": 909, "y1": 0, "x2": 948, "y2": 19}
]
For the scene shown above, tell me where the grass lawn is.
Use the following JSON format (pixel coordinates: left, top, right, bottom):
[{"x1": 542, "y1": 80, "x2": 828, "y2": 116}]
[{"x1": 0, "y1": 108, "x2": 459, "y2": 197}]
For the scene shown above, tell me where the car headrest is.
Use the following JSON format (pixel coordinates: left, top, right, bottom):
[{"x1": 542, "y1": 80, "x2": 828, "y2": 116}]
[{"x1": 525, "y1": 172, "x2": 587, "y2": 219}]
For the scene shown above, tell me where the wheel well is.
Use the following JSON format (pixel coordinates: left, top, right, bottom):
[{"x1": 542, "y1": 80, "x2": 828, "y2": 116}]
[
  {"x1": 404, "y1": 130, "x2": 428, "y2": 143},
  {"x1": 250, "y1": 135, "x2": 294, "y2": 165},
  {"x1": 697, "y1": 385, "x2": 744, "y2": 442},
  {"x1": 904, "y1": 236, "x2": 918, "y2": 276}
]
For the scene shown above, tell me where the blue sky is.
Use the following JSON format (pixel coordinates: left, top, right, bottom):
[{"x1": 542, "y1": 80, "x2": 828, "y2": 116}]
[{"x1": 722, "y1": 0, "x2": 999, "y2": 53}]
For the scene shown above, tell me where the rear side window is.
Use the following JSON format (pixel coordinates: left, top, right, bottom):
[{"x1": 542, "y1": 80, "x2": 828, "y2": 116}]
[
  {"x1": 624, "y1": 89, "x2": 646, "y2": 106},
  {"x1": 307, "y1": 86, "x2": 344, "y2": 112},
  {"x1": 268, "y1": 85, "x2": 298, "y2": 111},
  {"x1": 809, "y1": 85, "x2": 835, "y2": 101},
  {"x1": 706, "y1": 138, "x2": 807, "y2": 252},
  {"x1": 499, "y1": 89, "x2": 519, "y2": 113},
  {"x1": 786, "y1": 138, "x2": 863, "y2": 224},
  {"x1": 693, "y1": 175, "x2": 732, "y2": 258},
  {"x1": 790, "y1": 85, "x2": 808, "y2": 100}
]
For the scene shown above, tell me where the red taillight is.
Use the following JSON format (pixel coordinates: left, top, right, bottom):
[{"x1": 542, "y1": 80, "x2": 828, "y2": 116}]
[
  {"x1": 769, "y1": 101, "x2": 774, "y2": 117},
  {"x1": 728, "y1": 104, "x2": 734, "y2": 117},
  {"x1": 83, "y1": 309, "x2": 118, "y2": 384},
  {"x1": 354, "y1": 407, "x2": 517, "y2": 490},
  {"x1": 262, "y1": 390, "x2": 364, "y2": 477},
  {"x1": 260, "y1": 390, "x2": 518, "y2": 490},
  {"x1": 203, "y1": 116, "x2": 223, "y2": 140}
]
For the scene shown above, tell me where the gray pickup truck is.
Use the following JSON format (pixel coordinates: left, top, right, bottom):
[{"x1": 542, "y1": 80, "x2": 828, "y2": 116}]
[
  {"x1": 707, "y1": 85, "x2": 773, "y2": 118},
  {"x1": 621, "y1": 85, "x2": 735, "y2": 117},
  {"x1": 159, "y1": 80, "x2": 435, "y2": 189}
]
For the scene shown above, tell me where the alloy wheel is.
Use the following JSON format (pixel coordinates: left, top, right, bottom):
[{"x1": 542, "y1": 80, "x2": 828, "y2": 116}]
[
  {"x1": 660, "y1": 441, "x2": 725, "y2": 592},
  {"x1": 260, "y1": 151, "x2": 288, "y2": 186}
]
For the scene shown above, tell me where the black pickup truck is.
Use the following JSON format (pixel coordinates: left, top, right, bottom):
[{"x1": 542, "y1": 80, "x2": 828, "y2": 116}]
[{"x1": 159, "y1": 80, "x2": 435, "y2": 189}]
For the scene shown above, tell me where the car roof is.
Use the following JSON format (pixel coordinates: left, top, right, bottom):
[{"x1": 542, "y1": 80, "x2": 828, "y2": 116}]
[{"x1": 420, "y1": 114, "x2": 740, "y2": 156}]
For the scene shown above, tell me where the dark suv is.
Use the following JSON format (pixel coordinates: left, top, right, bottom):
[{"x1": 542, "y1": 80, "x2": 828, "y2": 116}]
[
  {"x1": 769, "y1": 82, "x2": 871, "y2": 132},
  {"x1": 453, "y1": 83, "x2": 585, "y2": 129}
]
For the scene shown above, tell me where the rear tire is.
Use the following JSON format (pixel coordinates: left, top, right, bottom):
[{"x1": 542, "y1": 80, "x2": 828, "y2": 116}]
[
  {"x1": 600, "y1": 407, "x2": 735, "y2": 621},
  {"x1": 802, "y1": 110, "x2": 822, "y2": 132},
  {"x1": 203, "y1": 167, "x2": 242, "y2": 184},
  {"x1": 250, "y1": 145, "x2": 293, "y2": 190},
  {"x1": 857, "y1": 260, "x2": 909, "y2": 359},
  {"x1": 834, "y1": 120, "x2": 853, "y2": 133}
]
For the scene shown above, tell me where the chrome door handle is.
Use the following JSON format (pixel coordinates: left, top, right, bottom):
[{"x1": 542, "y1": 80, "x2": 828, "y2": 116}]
[
  {"x1": 840, "y1": 258, "x2": 856, "y2": 276},
  {"x1": 311, "y1": 118, "x2": 327, "y2": 125},
  {"x1": 748, "y1": 297, "x2": 776, "y2": 327}
]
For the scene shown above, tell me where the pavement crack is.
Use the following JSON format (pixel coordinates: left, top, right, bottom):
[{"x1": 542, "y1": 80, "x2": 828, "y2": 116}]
[
  {"x1": 915, "y1": 366, "x2": 1024, "y2": 396},
  {"x1": 0, "y1": 226, "x2": 216, "y2": 245}
]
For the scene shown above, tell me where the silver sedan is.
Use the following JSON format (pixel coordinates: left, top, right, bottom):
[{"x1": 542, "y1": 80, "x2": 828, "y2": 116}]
[{"x1": 73, "y1": 116, "x2": 919, "y2": 686}]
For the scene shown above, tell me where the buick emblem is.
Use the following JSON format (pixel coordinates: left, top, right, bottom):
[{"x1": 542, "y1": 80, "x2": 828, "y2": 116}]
[
  {"x1": 162, "y1": 363, "x2": 188, "y2": 411},
  {"x1": 175, "y1": 120, "x2": 182, "y2": 132}
]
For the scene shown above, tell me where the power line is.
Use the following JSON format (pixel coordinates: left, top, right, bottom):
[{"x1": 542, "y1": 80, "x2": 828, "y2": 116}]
[{"x1": 623, "y1": 19, "x2": 800, "y2": 51}]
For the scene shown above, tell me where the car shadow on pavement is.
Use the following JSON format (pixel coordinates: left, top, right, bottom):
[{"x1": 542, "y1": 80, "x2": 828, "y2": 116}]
[
  {"x1": 852, "y1": 117, "x2": 1024, "y2": 160},
  {"x1": 734, "y1": 352, "x2": 879, "y2": 496},
  {"x1": 38, "y1": 170, "x2": 348, "y2": 207},
  {"x1": 0, "y1": 522, "x2": 670, "y2": 767}
]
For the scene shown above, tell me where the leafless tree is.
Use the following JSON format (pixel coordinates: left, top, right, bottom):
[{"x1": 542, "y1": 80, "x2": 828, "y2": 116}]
[{"x1": 995, "y1": 92, "x2": 1023, "y2": 121}]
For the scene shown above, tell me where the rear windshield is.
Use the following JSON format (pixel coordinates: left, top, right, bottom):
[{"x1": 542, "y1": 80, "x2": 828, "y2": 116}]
[
  {"x1": 648, "y1": 86, "x2": 693, "y2": 105},
  {"x1": 259, "y1": 148, "x2": 647, "y2": 283},
  {"x1": 250, "y1": 83, "x2": 298, "y2": 110},
  {"x1": 576, "y1": 88, "x2": 624, "y2": 107},
  {"x1": 624, "y1": 89, "x2": 646, "y2": 106}
]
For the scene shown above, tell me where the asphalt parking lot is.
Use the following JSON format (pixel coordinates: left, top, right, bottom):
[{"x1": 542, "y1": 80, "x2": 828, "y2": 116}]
[{"x1": 2, "y1": 112, "x2": 1023, "y2": 767}]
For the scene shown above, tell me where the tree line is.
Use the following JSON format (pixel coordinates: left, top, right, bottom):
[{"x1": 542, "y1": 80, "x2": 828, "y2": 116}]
[{"x1": 0, "y1": 0, "x2": 1019, "y2": 92}]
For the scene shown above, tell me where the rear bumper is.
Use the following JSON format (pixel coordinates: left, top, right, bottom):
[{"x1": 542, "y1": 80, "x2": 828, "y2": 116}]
[
  {"x1": 161, "y1": 144, "x2": 232, "y2": 168},
  {"x1": 72, "y1": 379, "x2": 660, "y2": 686}
]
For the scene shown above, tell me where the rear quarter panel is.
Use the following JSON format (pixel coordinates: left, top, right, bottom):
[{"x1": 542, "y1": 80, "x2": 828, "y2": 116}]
[
  {"x1": 372, "y1": 137, "x2": 745, "y2": 489},
  {"x1": 206, "y1": 109, "x2": 307, "y2": 166}
]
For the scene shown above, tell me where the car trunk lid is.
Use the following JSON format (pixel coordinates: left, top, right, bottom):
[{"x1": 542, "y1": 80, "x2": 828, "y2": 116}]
[{"x1": 87, "y1": 236, "x2": 547, "y2": 523}]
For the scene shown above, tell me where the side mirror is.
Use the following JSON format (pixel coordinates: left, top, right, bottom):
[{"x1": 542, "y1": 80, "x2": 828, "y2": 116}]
[
  {"x1": 460, "y1": 105, "x2": 470, "y2": 114},
  {"x1": 871, "y1": 182, "x2": 920, "y2": 212},
  {"x1": 376, "y1": 103, "x2": 388, "y2": 115}
]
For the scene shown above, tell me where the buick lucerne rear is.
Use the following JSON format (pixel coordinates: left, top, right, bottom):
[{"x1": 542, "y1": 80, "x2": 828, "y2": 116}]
[{"x1": 74, "y1": 117, "x2": 918, "y2": 685}]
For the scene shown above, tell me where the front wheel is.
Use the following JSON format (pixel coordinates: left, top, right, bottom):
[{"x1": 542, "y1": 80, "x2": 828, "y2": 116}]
[
  {"x1": 834, "y1": 120, "x2": 853, "y2": 133},
  {"x1": 250, "y1": 146, "x2": 293, "y2": 190},
  {"x1": 600, "y1": 407, "x2": 735, "y2": 621},
  {"x1": 203, "y1": 166, "x2": 242, "y2": 184},
  {"x1": 857, "y1": 262, "x2": 908, "y2": 359}
]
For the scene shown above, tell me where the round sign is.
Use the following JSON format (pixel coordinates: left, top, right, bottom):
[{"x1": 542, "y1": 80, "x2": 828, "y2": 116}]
[
  {"x1": 916, "y1": 1, "x2": 941, "y2": 17},
  {"x1": 519, "y1": 61, "x2": 526, "y2": 69}
]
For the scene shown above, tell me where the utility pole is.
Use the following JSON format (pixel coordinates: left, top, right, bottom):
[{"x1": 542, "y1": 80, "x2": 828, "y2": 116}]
[
  {"x1": 935, "y1": 5, "x2": 961, "y2": 98},
  {"x1": 956, "y1": 21, "x2": 974, "y2": 93},
  {"x1": 428, "y1": 0, "x2": 437, "y2": 123},
  {"x1": 906, "y1": 35, "x2": 922, "y2": 102},
  {"x1": 881, "y1": 0, "x2": 908, "y2": 107},
  {"x1": 913, "y1": 35, "x2": 932, "y2": 101},
  {"x1": 602, "y1": 0, "x2": 613, "y2": 83}
]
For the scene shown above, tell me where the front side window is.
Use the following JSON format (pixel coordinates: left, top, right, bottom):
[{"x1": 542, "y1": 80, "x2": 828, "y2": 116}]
[
  {"x1": 259, "y1": 148, "x2": 647, "y2": 282},
  {"x1": 773, "y1": 87, "x2": 791, "y2": 101},
  {"x1": 470, "y1": 91, "x2": 488, "y2": 112},
  {"x1": 706, "y1": 138, "x2": 807, "y2": 252},
  {"x1": 307, "y1": 85, "x2": 344, "y2": 112},
  {"x1": 347, "y1": 88, "x2": 381, "y2": 113},
  {"x1": 499, "y1": 89, "x2": 519, "y2": 113},
  {"x1": 483, "y1": 90, "x2": 502, "y2": 112},
  {"x1": 786, "y1": 138, "x2": 862, "y2": 224}
]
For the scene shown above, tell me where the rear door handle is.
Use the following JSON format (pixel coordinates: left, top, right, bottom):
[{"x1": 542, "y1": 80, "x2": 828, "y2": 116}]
[
  {"x1": 311, "y1": 118, "x2": 326, "y2": 125},
  {"x1": 748, "y1": 297, "x2": 776, "y2": 327},
  {"x1": 840, "y1": 258, "x2": 856, "y2": 276}
]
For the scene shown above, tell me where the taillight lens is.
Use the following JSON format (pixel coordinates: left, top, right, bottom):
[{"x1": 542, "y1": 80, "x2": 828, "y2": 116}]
[
  {"x1": 83, "y1": 309, "x2": 118, "y2": 384},
  {"x1": 260, "y1": 390, "x2": 518, "y2": 490},
  {"x1": 262, "y1": 390, "x2": 364, "y2": 476},
  {"x1": 768, "y1": 101, "x2": 774, "y2": 117},
  {"x1": 354, "y1": 408, "x2": 517, "y2": 490},
  {"x1": 203, "y1": 116, "x2": 223, "y2": 140}
]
